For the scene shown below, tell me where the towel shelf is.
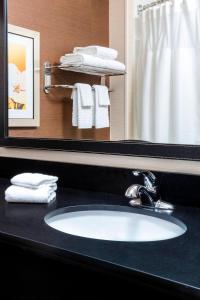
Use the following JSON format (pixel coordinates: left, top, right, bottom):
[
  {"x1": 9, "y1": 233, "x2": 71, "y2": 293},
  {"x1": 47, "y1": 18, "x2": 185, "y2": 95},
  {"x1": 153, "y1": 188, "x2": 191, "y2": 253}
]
[
  {"x1": 45, "y1": 84, "x2": 113, "y2": 93},
  {"x1": 45, "y1": 62, "x2": 126, "y2": 76},
  {"x1": 44, "y1": 61, "x2": 125, "y2": 94}
]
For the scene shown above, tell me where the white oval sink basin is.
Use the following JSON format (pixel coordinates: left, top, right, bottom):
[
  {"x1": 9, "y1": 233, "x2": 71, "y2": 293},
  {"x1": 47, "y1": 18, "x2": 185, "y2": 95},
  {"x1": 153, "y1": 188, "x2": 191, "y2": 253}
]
[{"x1": 45, "y1": 205, "x2": 187, "y2": 242}]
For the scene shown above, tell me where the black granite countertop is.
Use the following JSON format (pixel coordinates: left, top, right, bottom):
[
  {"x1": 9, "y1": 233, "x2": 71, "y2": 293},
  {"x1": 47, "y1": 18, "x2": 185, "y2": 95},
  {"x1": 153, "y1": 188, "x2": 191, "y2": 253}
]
[{"x1": 0, "y1": 178, "x2": 200, "y2": 298}]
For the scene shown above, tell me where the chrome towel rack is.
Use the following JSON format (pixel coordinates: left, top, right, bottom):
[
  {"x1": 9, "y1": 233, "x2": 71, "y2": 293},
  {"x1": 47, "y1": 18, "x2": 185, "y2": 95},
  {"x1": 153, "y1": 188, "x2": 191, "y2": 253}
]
[{"x1": 44, "y1": 61, "x2": 125, "y2": 94}]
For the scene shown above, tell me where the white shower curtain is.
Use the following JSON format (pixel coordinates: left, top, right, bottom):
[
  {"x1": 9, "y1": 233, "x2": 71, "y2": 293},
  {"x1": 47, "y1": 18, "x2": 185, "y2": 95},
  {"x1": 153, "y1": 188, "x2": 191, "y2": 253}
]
[{"x1": 135, "y1": 0, "x2": 200, "y2": 144}]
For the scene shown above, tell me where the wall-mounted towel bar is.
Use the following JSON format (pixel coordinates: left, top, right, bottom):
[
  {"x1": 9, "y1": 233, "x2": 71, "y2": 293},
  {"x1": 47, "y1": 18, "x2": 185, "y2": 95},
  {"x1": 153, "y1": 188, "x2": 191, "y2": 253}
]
[
  {"x1": 44, "y1": 61, "x2": 125, "y2": 94},
  {"x1": 45, "y1": 84, "x2": 113, "y2": 93}
]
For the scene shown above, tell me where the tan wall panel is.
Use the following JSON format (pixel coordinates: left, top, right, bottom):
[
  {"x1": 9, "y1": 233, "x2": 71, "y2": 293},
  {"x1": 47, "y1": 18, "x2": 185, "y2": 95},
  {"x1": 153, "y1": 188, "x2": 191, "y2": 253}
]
[{"x1": 0, "y1": 147, "x2": 200, "y2": 176}]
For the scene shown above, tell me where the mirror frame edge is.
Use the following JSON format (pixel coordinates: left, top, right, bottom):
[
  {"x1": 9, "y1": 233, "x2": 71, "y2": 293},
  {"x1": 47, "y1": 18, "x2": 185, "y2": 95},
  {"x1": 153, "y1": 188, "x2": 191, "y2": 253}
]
[
  {"x1": 0, "y1": 0, "x2": 8, "y2": 139},
  {"x1": 1, "y1": 0, "x2": 200, "y2": 162}
]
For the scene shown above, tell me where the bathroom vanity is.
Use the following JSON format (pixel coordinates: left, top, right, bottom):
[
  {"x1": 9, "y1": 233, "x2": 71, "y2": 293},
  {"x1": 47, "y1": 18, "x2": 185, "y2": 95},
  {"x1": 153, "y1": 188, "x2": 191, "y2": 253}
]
[
  {"x1": 0, "y1": 1, "x2": 200, "y2": 299},
  {"x1": 0, "y1": 157, "x2": 198, "y2": 299}
]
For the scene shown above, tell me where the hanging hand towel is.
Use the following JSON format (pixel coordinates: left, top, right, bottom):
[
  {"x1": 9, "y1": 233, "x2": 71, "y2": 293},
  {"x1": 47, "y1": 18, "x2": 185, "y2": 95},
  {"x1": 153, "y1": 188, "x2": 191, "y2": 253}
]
[
  {"x1": 93, "y1": 85, "x2": 110, "y2": 106},
  {"x1": 5, "y1": 185, "x2": 56, "y2": 204},
  {"x1": 11, "y1": 173, "x2": 58, "y2": 189},
  {"x1": 73, "y1": 46, "x2": 118, "y2": 60},
  {"x1": 60, "y1": 54, "x2": 125, "y2": 74},
  {"x1": 71, "y1": 83, "x2": 94, "y2": 129},
  {"x1": 93, "y1": 85, "x2": 110, "y2": 129}
]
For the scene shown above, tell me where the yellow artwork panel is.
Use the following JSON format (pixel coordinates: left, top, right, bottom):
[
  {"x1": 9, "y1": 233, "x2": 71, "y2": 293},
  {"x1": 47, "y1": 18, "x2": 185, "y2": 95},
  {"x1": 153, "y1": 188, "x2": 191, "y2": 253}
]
[
  {"x1": 8, "y1": 42, "x2": 26, "y2": 72},
  {"x1": 8, "y1": 42, "x2": 27, "y2": 110}
]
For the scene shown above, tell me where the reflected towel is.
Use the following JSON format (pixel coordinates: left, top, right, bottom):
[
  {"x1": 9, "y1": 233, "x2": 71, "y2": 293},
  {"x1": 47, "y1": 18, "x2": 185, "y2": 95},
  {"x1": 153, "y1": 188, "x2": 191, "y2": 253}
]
[
  {"x1": 73, "y1": 46, "x2": 118, "y2": 60},
  {"x1": 93, "y1": 85, "x2": 110, "y2": 129},
  {"x1": 60, "y1": 54, "x2": 125, "y2": 73},
  {"x1": 71, "y1": 83, "x2": 94, "y2": 129},
  {"x1": 93, "y1": 85, "x2": 110, "y2": 106}
]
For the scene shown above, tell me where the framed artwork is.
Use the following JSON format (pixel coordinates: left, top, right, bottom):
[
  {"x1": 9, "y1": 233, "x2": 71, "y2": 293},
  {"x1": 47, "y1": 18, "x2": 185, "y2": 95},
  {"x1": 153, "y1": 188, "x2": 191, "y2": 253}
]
[{"x1": 8, "y1": 24, "x2": 40, "y2": 127}]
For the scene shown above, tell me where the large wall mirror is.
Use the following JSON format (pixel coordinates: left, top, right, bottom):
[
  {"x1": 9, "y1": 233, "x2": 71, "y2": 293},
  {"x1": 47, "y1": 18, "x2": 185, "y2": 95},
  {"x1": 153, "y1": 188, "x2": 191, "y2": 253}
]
[{"x1": 1, "y1": 0, "x2": 200, "y2": 159}]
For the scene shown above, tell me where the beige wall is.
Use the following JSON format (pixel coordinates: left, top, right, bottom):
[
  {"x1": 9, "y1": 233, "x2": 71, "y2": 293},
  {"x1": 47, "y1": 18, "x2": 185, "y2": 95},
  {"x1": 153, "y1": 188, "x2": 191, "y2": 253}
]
[
  {"x1": 109, "y1": 0, "x2": 126, "y2": 140},
  {"x1": 0, "y1": 147, "x2": 200, "y2": 176},
  {"x1": 109, "y1": 0, "x2": 137, "y2": 140}
]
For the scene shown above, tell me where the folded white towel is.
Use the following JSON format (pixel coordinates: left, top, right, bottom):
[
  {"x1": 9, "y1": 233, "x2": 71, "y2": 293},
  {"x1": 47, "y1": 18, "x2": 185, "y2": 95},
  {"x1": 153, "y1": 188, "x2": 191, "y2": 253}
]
[
  {"x1": 11, "y1": 173, "x2": 58, "y2": 189},
  {"x1": 93, "y1": 85, "x2": 110, "y2": 106},
  {"x1": 73, "y1": 46, "x2": 118, "y2": 60},
  {"x1": 78, "y1": 83, "x2": 93, "y2": 107},
  {"x1": 5, "y1": 185, "x2": 56, "y2": 204},
  {"x1": 36, "y1": 183, "x2": 57, "y2": 191},
  {"x1": 93, "y1": 85, "x2": 110, "y2": 129},
  {"x1": 71, "y1": 83, "x2": 94, "y2": 129},
  {"x1": 60, "y1": 54, "x2": 125, "y2": 74}
]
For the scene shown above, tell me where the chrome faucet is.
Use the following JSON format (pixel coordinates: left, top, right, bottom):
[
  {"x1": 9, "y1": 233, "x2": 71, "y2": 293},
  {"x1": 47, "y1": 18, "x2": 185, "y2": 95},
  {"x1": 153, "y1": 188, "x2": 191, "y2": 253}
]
[{"x1": 125, "y1": 170, "x2": 174, "y2": 212}]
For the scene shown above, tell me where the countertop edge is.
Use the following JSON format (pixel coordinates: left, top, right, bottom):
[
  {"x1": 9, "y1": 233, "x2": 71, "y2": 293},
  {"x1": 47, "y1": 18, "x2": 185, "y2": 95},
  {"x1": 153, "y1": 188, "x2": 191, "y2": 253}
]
[{"x1": 0, "y1": 229, "x2": 199, "y2": 298}]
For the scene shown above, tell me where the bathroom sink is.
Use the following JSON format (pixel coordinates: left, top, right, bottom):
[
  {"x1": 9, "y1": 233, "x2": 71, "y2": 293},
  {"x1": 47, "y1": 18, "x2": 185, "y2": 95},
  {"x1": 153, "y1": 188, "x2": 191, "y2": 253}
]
[{"x1": 44, "y1": 205, "x2": 187, "y2": 242}]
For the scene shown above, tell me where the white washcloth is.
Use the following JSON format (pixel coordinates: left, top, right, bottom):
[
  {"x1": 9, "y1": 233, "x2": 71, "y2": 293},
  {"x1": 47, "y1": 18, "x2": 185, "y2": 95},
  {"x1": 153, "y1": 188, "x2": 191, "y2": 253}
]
[
  {"x1": 93, "y1": 85, "x2": 110, "y2": 129},
  {"x1": 60, "y1": 54, "x2": 125, "y2": 74},
  {"x1": 11, "y1": 173, "x2": 58, "y2": 189},
  {"x1": 73, "y1": 46, "x2": 118, "y2": 60},
  {"x1": 71, "y1": 83, "x2": 94, "y2": 129},
  {"x1": 5, "y1": 185, "x2": 56, "y2": 204}
]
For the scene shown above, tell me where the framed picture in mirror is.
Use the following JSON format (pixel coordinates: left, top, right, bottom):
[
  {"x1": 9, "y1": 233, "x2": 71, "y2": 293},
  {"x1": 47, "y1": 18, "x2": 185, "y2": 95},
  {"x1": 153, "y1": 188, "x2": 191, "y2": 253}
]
[{"x1": 8, "y1": 24, "x2": 40, "y2": 127}]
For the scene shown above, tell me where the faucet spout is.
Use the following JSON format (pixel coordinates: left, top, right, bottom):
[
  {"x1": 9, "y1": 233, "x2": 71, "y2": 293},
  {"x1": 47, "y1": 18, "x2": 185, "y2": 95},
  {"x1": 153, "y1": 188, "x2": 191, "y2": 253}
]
[
  {"x1": 125, "y1": 170, "x2": 174, "y2": 213},
  {"x1": 125, "y1": 184, "x2": 155, "y2": 207}
]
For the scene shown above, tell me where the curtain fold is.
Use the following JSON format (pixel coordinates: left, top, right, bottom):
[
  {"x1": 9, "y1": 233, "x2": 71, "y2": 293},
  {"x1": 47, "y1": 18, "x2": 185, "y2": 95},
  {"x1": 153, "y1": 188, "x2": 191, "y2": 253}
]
[{"x1": 135, "y1": 0, "x2": 200, "y2": 144}]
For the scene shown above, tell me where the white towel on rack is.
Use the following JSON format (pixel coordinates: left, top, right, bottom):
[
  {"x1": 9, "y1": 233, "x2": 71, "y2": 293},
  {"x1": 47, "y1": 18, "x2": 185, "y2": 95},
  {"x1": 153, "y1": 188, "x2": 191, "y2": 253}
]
[
  {"x1": 79, "y1": 83, "x2": 94, "y2": 107},
  {"x1": 60, "y1": 54, "x2": 125, "y2": 74},
  {"x1": 93, "y1": 85, "x2": 110, "y2": 129},
  {"x1": 73, "y1": 46, "x2": 118, "y2": 60},
  {"x1": 93, "y1": 85, "x2": 110, "y2": 106},
  {"x1": 71, "y1": 83, "x2": 94, "y2": 129}
]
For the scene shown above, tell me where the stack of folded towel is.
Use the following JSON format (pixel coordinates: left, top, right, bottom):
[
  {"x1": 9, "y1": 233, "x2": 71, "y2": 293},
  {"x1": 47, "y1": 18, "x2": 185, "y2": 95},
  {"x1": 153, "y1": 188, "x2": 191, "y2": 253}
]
[
  {"x1": 71, "y1": 83, "x2": 110, "y2": 129},
  {"x1": 73, "y1": 45, "x2": 118, "y2": 60},
  {"x1": 60, "y1": 45, "x2": 125, "y2": 129},
  {"x1": 60, "y1": 45, "x2": 125, "y2": 74},
  {"x1": 5, "y1": 173, "x2": 58, "y2": 204}
]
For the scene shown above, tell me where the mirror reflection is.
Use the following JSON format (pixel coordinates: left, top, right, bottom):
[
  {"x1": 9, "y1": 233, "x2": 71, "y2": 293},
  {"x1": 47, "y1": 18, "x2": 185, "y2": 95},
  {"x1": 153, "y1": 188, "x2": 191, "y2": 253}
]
[{"x1": 7, "y1": 0, "x2": 200, "y2": 145}]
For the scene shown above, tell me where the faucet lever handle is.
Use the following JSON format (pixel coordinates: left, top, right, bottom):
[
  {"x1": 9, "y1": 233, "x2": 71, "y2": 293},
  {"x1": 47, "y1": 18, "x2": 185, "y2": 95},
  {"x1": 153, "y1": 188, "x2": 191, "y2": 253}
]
[{"x1": 132, "y1": 170, "x2": 157, "y2": 193}]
